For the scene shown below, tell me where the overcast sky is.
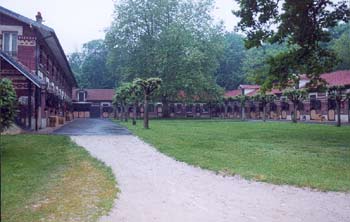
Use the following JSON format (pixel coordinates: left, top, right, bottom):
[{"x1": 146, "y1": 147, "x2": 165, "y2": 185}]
[{"x1": 1, "y1": 0, "x2": 240, "y2": 54}]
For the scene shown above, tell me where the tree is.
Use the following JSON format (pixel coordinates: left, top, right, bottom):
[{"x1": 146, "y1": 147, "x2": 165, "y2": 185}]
[
  {"x1": 106, "y1": 0, "x2": 224, "y2": 117},
  {"x1": 234, "y1": 0, "x2": 349, "y2": 91},
  {"x1": 0, "y1": 78, "x2": 17, "y2": 132},
  {"x1": 114, "y1": 83, "x2": 134, "y2": 122},
  {"x1": 328, "y1": 86, "x2": 347, "y2": 127},
  {"x1": 68, "y1": 40, "x2": 118, "y2": 89},
  {"x1": 233, "y1": 95, "x2": 249, "y2": 120},
  {"x1": 283, "y1": 89, "x2": 308, "y2": 123},
  {"x1": 134, "y1": 78, "x2": 162, "y2": 129},
  {"x1": 252, "y1": 93, "x2": 276, "y2": 122},
  {"x1": 243, "y1": 43, "x2": 288, "y2": 85},
  {"x1": 215, "y1": 32, "x2": 246, "y2": 90},
  {"x1": 129, "y1": 83, "x2": 143, "y2": 125},
  {"x1": 331, "y1": 29, "x2": 350, "y2": 70}
]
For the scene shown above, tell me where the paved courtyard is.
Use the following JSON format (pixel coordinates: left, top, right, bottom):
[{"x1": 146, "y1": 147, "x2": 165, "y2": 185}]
[{"x1": 54, "y1": 118, "x2": 131, "y2": 136}]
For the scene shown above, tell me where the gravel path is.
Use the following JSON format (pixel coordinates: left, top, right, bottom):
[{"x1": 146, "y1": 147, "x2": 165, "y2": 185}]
[{"x1": 72, "y1": 135, "x2": 350, "y2": 222}]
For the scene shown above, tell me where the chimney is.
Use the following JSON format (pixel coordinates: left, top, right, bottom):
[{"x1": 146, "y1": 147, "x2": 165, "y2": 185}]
[{"x1": 36, "y1": 12, "x2": 43, "y2": 24}]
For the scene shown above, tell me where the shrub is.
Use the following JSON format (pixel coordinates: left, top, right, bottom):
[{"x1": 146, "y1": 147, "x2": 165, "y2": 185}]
[{"x1": 0, "y1": 78, "x2": 17, "y2": 132}]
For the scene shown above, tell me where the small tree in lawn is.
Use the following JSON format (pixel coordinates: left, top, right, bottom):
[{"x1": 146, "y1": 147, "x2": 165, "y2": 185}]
[
  {"x1": 234, "y1": 95, "x2": 249, "y2": 121},
  {"x1": 0, "y1": 78, "x2": 17, "y2": 133},
  {"x1": 115, "y1": 83, "x2": 133, "y2": 122},
  {"x1": 222, "y1": 97, "x2": 230, "y2": 118},
  {"x1": 328, "y1": 86, "x2": 347, "y2": 127},
  {"x1": 252, "y1": 93, "x2": 276, "y2": 122},
  {"x1": 129, "y1": 83, "x2": 143, "y2": 125},
  {"x1": 134, "y1": 78, "x2": 162, "y2": 129},
  {"x1": 283, "y1": 89, "x2": 307, "y2": 123}
]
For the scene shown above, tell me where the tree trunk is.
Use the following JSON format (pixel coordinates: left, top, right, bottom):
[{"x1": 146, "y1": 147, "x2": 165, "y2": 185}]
[
  {"x1": 336, "y1": 99, "x2": 341, "y2": 127},
  {"x1": 209, "y1": 105, "x2": 212, "y2": 119},
  {"x1": 114, "y1": 104, "x2": 118, "y2": 119},
  {"x1": 224, "y1": 103, "x2": 228, "y2": 119},
  {"x1": 162, "y1": 96, "x2": 170, "y2": 118},
  {"x1": 124, "y1": 103, "x2": 128, "y2": 122},
  {"x1": 121, "y1": 103, "x2": 124, "y2": 121},
  {"x1": 133, "y1": 101, "x2": 137, "y2": 125},
  {"x1": 241, "y1": 104, "x2": 245, "y2": 121},
  {"x1": 144, "y1": 95, "x2": 149, "y2": 129},
  {"x1": 292, "y1": 102, "x2": 297, "y2": 123}
]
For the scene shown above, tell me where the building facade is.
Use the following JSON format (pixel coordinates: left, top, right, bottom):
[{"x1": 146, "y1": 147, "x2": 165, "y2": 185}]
[
  {"x1": 0, "y1": 7, "x2": 77, "y2": 130},
  {"x1": 72, "y1": 89, "x2": 114, "y2": 118},
  {"x1": 72, "y1": 70, "x2": 350, "y2": 123}
]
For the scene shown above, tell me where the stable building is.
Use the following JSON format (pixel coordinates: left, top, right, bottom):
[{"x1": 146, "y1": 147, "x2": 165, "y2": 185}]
[
  {"x1": 0, "y1": 6, "x2": 77, "y2": 130},
  {"x1": 72, "y1": 89, "x2": 114, "y2": 118}
]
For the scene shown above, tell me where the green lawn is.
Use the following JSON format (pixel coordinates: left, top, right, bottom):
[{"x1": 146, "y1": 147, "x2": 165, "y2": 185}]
[
  {"x1": 119, "y1": 119, "x2": 350, "y2": 192},
  {"x1": 1, "y1": 135, "x2": 118, "y2": 222}
]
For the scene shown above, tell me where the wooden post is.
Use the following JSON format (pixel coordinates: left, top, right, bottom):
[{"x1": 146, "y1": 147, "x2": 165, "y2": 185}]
[{"x1": 28, "y1": 81, "x2": 32, "y2": 129}]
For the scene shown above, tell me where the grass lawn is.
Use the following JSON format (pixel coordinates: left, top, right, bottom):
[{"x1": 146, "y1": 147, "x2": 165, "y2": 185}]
[
  {"x1": 1, "y1": 135, "x2": 118, "y2": 222},
  {"x1": 119, "y1": 119, "x2": 350, "y2": 192}
]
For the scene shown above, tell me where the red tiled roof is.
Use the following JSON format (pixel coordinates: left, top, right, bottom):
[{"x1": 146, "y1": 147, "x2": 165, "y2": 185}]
[
  {"x1": 225, "y1": 89, "x2": 242, "y2": 97},
  {"x1": 72, "y1": 89, "x2": 115, "y2": 101},
  {"x1": 300, "y1": 70, "x2": 350, "y2": 87},
  {"x1": 239, "y1": 84, "x2": 260, "y2": 89},
  {"x1": 246, "y1": 89, "x2": 260, "y2": 96},
  {"x1": 321, "y1": 70, "x2": 350, "y2": 87}
]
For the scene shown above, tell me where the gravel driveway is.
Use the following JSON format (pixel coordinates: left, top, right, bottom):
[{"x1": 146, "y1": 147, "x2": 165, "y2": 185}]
[{"x1": 71, "y1": 133, "x2": 350, "y2": 222}]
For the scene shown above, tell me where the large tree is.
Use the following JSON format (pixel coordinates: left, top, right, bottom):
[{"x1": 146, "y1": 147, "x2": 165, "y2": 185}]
[
  {"x1": 68, "y1": 40, "x2": 118, "y2": 89},
  {"x1": 215, "y1": 32, "x2": 246, "y2": 90},
  {"x1": 106, "y1": 0, "x2": 224, "y2": 117},
  {"x1": 234, "y1": 0, "x2": 349, "y2": 91}
]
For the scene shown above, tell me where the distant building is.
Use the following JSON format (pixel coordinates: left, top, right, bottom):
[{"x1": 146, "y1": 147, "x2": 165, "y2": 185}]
[
  {"x1": 71, "y1": 71, "x2": 350, "y2": 123},
  {"x1": 224, "y1": 70, "x2": 350, "y2": 122},
  {"x1": 0, "y1": 6, "x2": 77, "y2": 130},
  {"x1": 72, "y1": 89, "x2": 114, "y2": 118}
]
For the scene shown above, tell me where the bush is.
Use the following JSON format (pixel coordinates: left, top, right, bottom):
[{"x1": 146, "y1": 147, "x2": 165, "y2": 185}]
[{"x1": 0, "y1": 78, "x2": 17, "y2": 132}]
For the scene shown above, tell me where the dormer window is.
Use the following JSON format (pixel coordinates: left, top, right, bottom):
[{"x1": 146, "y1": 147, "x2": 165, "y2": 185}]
[
  {"x1": 78, "y1": 91, "x2": 86, "y2": 102},
  {"x1": 2, "y1": 32, "x2": 18, "y2": 57}
]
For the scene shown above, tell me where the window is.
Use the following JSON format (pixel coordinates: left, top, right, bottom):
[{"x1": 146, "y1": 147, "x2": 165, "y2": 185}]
[
  {"x1": 309, "y1": 93, "x2": 317, "y2": 100},
  {"x1": 2, "y1": 32, "x2": 18, "y2": 56},
  {"x1": 78, "y1": 91, "x2": 85, "y2": 102}
]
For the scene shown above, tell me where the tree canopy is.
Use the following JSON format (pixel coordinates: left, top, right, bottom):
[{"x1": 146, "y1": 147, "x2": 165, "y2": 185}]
[
  {"x1": 234, "y1": 0, "x2": 349, "y2": 91},
  {"x1": 105, "y1": 0, "x2": 225, "y2": 104}
]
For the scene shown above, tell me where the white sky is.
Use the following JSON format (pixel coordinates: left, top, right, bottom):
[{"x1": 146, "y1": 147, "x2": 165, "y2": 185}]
[{"x1": 1, "y1": 0, "x2": 240, "y2": 54}]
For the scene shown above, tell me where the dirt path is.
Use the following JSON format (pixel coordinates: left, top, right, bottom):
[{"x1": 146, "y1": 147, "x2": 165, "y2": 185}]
[{"x1": 72, "y1": 135, "x2": 350, "y2": 222}]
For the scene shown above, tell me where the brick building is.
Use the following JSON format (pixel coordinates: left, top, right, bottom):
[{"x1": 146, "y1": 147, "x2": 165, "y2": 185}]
[
  {"x1": 0, "y1": 6, "x2": 77, "y2": 130},
  {"x1": 74, "y1": 71, "x2": 349, "y2": 123},
  {"x1": 72, "y1": 89, "x2": 114, "y2": 118},
  {"x1": 224, "y1": 70, "x2": 350, "y2": 122}
]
